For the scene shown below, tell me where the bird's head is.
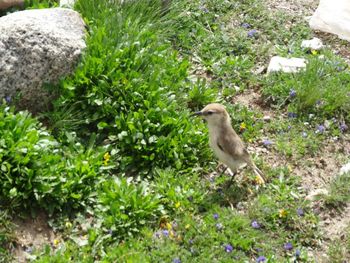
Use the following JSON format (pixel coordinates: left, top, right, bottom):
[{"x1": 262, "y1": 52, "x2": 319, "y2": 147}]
[{"x1": 192, "y1": 103, "x2": 230, "y2": 126}]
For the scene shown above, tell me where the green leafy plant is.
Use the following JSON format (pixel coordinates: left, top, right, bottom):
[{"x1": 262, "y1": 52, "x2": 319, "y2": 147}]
[
  {"x1": 47, "y1": 0, "x2": 211, "y2": 173},
  {"x1": 97, "y1": 177, "x2": 163, "y2": 239},
  {"x1": 0, "y1": 106, "x2": 112, "y2": 214}
]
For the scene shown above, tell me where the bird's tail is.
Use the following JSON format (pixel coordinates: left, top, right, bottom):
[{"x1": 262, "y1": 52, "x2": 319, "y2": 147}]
[{"x1": 243, "y1": 151, "x2": 267, "y2": 185}]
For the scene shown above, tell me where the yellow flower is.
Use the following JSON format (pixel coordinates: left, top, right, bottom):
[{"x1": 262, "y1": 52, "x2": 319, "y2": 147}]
[
  {"x1": 185, "y1": 224, "x2": 190, "y2": 229},
  {"x1": 311, "y1": 50, "x2": 318, "y2": 55},
  {"x1": 166, "y1": 223, "x2": 172, "y2": 230},
  {"x1": 65, "y1": 221, "x2": 72, "y2": 229},
  {"x1": 240, "y1": 122, "x2": 247, "y2": 132},
  {"x1": 175, "y1": 202, "x2": 181, "y2": 209},
  {"x1": 53, "y1": 239, "x2": 60, "y2": 246},
  {"x1": 279, "y1": 209, "x2": 288, "y2": 218},
  {"x1": 169, "y1": 230, "x2": 175, "y2": 238},
  {"x1": 103, "y1": 152, "x2": 111, "y2": 165},
  {"x1": 255, "y1": 176, "x2": 264, "y2": 185}
]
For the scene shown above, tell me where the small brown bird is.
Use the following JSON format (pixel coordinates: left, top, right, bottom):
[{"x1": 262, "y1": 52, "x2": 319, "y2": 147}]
[{"x1": 193, "y1": 103, "x2": 266, "y2": 184}]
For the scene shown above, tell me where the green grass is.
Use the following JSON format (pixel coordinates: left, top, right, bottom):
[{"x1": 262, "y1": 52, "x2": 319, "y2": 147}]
[
  {"x1": 323, "y1": 171, "x2": 350, "y2": 208},
  {"x1": 327, "y1": 224, "x2": 350, "y2": 263},
  {"x1": 0, "y1": 210, "x2": 15, "y2": 263},
  {"x1": 1, "y1": 0, "x2": 349, "y2": 262}
]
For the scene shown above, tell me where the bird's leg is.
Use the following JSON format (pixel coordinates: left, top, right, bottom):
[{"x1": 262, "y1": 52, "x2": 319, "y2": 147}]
[
  {"x1": 224, "y1": 168, "x2": 237, "y2": 188},
  {"x1": 216, "y1": 162, "x2": 227, "y2": 173}
]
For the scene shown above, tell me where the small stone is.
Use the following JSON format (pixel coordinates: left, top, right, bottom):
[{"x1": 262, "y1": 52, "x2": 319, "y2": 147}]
[
  {"x1": 340, "y1": 162, "x2": 350, "y2": 175},
  {"x1": 324, "y1": 120, "x2": 331, "y2": 129},
  {"x1": 301, "y1": 37, "x2": 324, "y2": 50},
  {"x1": 263, "y1": 115, "x2": 271, "y2": 122},
  {"x1": 267, "y1": 56, "x2": 307, "y2": 74}
]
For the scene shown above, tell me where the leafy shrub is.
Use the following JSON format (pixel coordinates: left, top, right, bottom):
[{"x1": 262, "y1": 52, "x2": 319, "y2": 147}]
[
  {"x1": 36, "y1": 139, "x2": 110, "y2": 214},
  {"x1": 0, "y1": 106, "x2": 111, "y2": 214},
  {"x1": 0, "y1": 106, "x2": 59, "y2": 209},
  {"x1": 48, "y1": 0, "x2": 211, "y2": 173},
  {"x1": 97, "y1": 177, "x2": 163, "y2": 239}
]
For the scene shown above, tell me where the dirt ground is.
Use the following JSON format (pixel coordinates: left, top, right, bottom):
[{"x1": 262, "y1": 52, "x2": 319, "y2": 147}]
[
  {"x1": 237, "y1": 0, "x2": 350, "y2": 260},
  {"x1": 12, "y1": 212, "x2": 59, "y2": 263}
]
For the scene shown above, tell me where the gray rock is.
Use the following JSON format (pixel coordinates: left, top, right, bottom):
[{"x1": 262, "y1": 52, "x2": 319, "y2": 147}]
[
  {"x1": 301, "y1": 37, "x2": 324, "y2": 50},
  {"x1": 0, "y1": 8, "x2": 86, "y2": 113},
  {"x1": 340, "y1": 162, "x2": 350, "y2": 175},
  {"x1": 310, "y1": 0, "x2": 350, "y2": 41},
  {"x1": 267, "y1": 56, "x2": 307, "y2": 74}
]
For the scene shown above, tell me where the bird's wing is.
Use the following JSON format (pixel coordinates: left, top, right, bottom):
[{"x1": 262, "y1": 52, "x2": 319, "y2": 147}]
[
  {"x1": 217, "y1": 131, "x2": 266, "y2": 183},
  {"x1": 216, "y1": 130, "x2": 247, "y2": 159}
]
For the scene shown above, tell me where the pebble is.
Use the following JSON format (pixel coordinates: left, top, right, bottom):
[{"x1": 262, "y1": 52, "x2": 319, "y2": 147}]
[{"x1": 263, "y1": 115, "x2": 271, "y2": 122}]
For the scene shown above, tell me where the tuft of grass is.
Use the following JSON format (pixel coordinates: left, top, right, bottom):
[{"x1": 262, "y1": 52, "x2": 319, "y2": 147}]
[
  {"x1": 263, "y1": 52, "x2": 350, "y2": 124},
  {"x1": 327, "y1": 225, "x2": 350, "y2": 263},
  {"x1": 323, "y1": 171, "x2": 350, "y2": 208}
]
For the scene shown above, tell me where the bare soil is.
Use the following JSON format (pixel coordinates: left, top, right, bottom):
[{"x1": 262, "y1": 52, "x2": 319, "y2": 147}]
[{"x1": 12, "y1": 212, "x2": 59, "y2": 263}]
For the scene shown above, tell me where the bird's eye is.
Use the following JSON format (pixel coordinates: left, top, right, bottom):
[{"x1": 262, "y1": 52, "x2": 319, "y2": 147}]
[{"x1": 207, "y1": 110, "x2": 214, "y2": 115}]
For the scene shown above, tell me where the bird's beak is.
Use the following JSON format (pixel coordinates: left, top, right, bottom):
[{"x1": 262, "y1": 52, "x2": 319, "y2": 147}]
[{"x1": 191, "y1": 111, "x2": 203, "y2": 117}]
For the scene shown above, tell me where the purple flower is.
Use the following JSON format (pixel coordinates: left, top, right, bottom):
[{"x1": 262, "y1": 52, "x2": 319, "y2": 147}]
[
  {"x1": 317, "y1": 125, "x2": 325, "y2": 133},
  {"x1": 241, "y1": 22, "x2": 251, "y2": 28},
  {"x1": 25, "y1": 246, "x2": 33, "y2": 254},
  {"x1": 224, "y1": 244, "x2": 233, "y2": 253},
  {"x1": 297, "y1": 208, "x2": 304, "y2": 217},
  {"x1": 284, "y1": 242, "x2": 293, "y2": 250},
  {"x1": 162, "y1": 230, "x2": 169, "y2": 237},
  {"x1": 213, "y1": 213, "x2": 219, "y2": 220},
  {"x1": 173, "y1": 258, "x2": 181, "y2": 263},
  {"x1": 247, "y1": 29, "x2": 258, "y2": 37},
  {"x1": 189, "y1": 239, "x2": 194, "y2": 245},
  {"x1": 289, "y1": 89, "x2": 297, "y2": 97},
  {"x1": 263, "y1": 139, "x2": 273, "y2": 146},
  {"x1": 295, "y1": 249, "x2": 301, "y2": 258},
  {"x1": 256, "y1": 256, "x2": 266, "y2": 262},
  {"x1": 200, "y1": 6, "x2": 209, "y2": 13},
  {"x1": 216, "y1": 223, "x2": 223, "y2": 231},
  {"x1": 287, "y1": 112, "x2": 297, "y2": 118},
  {"x1": 5, "y1": 96, "x2": 11, "y2": 103},
  {"x1": 340, "y1": 123, "x2": 348, "y2": 132},
  {"x1": 154, "y1": 231, "x2": 161, "y2": 238},
  {"x1": 251, "y1": 220, "x2": 261, "y2": 229}
]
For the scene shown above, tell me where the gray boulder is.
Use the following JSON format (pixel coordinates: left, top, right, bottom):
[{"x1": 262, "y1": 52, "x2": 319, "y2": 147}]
[{"x1": 0, "y1": 8, "x2": 86, "y2": 113}]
